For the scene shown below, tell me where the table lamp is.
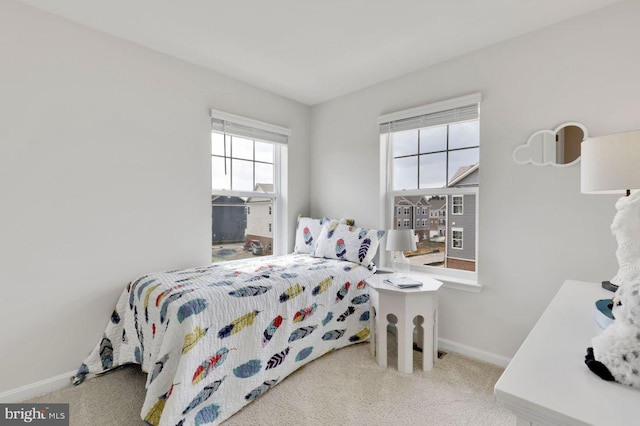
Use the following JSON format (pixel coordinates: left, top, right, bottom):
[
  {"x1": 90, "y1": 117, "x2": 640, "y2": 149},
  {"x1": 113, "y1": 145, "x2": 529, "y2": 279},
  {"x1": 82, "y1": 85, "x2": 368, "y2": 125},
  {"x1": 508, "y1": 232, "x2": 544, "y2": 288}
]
[
  {"x1": 386, "y1": 229, "x2": 417, "y2": 275},
  {"x1": 581, "y1": 130, "x2": 640, "y2": 293}
]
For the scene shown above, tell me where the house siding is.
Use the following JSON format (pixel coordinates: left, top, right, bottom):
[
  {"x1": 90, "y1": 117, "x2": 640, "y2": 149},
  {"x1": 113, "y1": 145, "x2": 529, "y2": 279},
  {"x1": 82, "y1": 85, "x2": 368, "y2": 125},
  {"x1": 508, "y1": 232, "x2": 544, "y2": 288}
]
[
  {"x1": 245, "y1": 201, "x2": 272, "y2": 238},
  {"x1": 212, "y1": 196, "x2": 246, "y2": 243},
  {"x1": 448, "y1": 194, "x2": 476, "y2": 262}
]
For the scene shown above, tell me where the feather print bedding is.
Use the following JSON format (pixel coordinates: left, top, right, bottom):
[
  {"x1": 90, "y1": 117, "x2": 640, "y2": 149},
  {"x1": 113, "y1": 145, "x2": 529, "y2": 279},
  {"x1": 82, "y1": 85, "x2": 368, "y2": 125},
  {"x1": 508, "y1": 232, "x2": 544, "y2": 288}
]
[{"x1": 73, "y1": 254, "x2": 374, "y2": 425}]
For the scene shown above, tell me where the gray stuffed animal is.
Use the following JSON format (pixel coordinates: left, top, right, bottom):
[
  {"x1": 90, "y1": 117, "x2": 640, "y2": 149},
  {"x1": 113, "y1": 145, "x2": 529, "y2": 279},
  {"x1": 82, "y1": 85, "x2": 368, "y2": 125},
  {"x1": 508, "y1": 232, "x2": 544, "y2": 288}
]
[{"x1": 585, "y1": 281, "x2": 640, "y2": 387}]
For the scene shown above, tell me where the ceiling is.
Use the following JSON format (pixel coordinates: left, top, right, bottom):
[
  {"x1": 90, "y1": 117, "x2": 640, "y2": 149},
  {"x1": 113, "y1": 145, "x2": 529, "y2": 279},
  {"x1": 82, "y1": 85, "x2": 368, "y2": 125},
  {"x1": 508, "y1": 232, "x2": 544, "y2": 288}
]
[{"x1": 16, "y1": 0, "x2": 621, "y2": 105}]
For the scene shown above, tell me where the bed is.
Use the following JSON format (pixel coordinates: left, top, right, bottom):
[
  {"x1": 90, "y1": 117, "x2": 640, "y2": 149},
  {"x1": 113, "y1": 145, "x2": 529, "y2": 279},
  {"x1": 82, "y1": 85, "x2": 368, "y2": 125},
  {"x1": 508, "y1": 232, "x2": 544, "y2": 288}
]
[{"x1": 73, "y1": 219, "x2": 384, "y2": 425}]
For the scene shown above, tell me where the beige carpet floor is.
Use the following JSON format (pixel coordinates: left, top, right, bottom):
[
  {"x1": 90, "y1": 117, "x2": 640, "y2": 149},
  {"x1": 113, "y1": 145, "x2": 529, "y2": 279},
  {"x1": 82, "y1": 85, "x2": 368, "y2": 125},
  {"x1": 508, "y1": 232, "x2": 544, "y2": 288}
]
[{"x1": 27, "y1": 342, "x2": 514, "y2": 425}]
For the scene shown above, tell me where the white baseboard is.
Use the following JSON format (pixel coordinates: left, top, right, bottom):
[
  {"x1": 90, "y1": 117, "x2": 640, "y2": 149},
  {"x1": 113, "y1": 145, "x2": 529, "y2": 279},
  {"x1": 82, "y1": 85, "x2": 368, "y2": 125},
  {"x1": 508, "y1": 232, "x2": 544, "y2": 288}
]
[
  {"x1": 0, "y1": 370, "x2": 76, "y2": 403},
  {"x1": 438, "y1": 337, "x2": 511, "y2": 368}
]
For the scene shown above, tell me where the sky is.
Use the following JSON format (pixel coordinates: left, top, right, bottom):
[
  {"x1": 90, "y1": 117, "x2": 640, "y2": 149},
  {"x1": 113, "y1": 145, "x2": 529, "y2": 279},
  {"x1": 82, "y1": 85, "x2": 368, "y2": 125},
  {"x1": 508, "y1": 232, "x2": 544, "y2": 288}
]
[
  {"x1": 392, "y1": 121, "x2": 479, "y2": 190},
  {"x1": 211, "y1": 133, "x2": 274, "y2": 192}
]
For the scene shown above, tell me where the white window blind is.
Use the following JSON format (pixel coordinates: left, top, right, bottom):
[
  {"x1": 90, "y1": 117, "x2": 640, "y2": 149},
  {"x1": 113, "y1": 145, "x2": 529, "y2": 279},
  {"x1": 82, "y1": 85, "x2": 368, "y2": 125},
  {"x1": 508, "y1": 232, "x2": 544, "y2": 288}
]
[
  {"x1": 378, "y1": 93, "x2": 481, "y2": 134},
  {"x1": 211, "y1": 109, "x2": 290, "y2": 145}
]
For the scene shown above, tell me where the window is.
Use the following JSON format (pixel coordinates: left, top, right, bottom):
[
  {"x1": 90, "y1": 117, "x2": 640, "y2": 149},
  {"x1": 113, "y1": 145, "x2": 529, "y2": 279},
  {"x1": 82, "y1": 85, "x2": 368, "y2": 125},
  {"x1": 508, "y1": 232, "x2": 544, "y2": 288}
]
[
  {"x1": 452, "y1": 196, "x2": 463, "y2": 215},
  {"x1": 381, "y1": 93, "x2": 480, "y2": 276},
  {"x1": 452, "y1": 228, "x2": 463, "y2": 249},
  {"x1": 210, "y1": 109, "x2": 290, "y2": 263}
]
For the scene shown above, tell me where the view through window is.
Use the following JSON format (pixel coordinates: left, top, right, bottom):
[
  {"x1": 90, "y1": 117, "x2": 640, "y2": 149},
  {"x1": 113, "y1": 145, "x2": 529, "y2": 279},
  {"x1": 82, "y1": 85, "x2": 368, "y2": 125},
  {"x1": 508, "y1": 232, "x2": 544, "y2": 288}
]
[
  {"x1": 383, "y1": 95, "x2": 480, "y2": 274},
  {"x1": 211, "y1": 131, "x2": 278, "y2": 263}
]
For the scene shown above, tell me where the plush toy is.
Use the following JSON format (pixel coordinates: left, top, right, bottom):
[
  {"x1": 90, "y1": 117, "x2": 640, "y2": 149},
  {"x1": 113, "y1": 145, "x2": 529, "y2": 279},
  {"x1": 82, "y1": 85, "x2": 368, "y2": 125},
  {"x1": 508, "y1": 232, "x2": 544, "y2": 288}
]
[{"x1": 585, "y1": 281, "x2": 640, "y2": 388}]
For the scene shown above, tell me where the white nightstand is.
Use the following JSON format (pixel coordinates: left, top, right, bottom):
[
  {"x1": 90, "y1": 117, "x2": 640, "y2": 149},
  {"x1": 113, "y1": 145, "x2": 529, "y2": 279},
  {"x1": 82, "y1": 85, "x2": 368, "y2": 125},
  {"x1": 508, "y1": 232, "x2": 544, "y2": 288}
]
[{"x1": 366, "y1": 273, "x2": 442, "y2": 373}]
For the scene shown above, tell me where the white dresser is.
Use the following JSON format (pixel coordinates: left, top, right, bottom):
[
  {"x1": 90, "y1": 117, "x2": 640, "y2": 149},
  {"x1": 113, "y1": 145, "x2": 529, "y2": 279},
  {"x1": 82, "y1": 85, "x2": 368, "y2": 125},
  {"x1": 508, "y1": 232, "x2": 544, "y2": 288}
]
[{"x1": 494, "y1": 280, "x2": 640, "y2": 425}]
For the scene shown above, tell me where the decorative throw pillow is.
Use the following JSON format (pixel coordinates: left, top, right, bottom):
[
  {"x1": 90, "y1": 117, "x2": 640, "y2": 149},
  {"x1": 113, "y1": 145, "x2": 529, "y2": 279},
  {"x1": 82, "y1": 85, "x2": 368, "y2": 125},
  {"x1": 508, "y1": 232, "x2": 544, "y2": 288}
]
[
  {"x1": 293, "y1": 216, "x2": 356, "y2": 254},
  {"x1": 313, "y1": 220, "x2": 385, "y2": 266},
  {"x1": 293, "y1": 217, "x2": 329, "y2": 254}
]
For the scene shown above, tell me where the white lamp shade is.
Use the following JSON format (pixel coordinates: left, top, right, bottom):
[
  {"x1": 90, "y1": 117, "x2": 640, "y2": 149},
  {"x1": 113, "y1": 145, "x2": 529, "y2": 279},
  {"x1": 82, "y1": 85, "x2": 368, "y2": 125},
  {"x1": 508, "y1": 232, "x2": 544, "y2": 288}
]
[
  {"x1": 386, "y1": 229, "x2": 417, "y2": 252},
  {"x1": 581, "y1": 130, "x2": 640, "y2": 194}
]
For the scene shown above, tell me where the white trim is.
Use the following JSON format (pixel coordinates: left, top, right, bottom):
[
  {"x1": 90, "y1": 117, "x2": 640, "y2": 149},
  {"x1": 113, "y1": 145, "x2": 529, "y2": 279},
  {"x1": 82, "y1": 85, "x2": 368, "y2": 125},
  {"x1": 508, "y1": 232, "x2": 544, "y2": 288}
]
[
  {"x1": 442, "y1": 279, "x2": 482, "y2": 293},
  {"x1": 422, "y1": 270, "x2": 480, "y2": 292},
  {"x1": 378, "y1": 92, "x2": 482, "y2": 125},
  {"x1": 215, "y1": 190, "x2": 277, "y2": 199},
  {"x1": 438, "y1": 337, "x2": 511, "y2": 368},
  {"x1": 210, "y1": 108, "x2": 291, "y2": 137},
  {"x1": 275, "y1": 145, "x2": 288, "y2": 256},
  {"x1": 390, "y1": 186, "x2": 477, "y2": 197},
  {"x1": 0, "y1": 370, "x2": 76, "y2": 403}
]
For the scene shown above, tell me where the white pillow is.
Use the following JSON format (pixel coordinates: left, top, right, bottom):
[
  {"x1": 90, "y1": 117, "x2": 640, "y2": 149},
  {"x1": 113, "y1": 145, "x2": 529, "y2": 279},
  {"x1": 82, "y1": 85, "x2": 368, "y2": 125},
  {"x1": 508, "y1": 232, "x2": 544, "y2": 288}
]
[
  {"x1": 312, "y1": 220, "x2": 385, "y2": 266},
  {"x1": 293, "y1": 216, "x2": 355, "y2": 254},
  {"x1": 293, "y1": 217, "x2": 329, "y2": 254}
]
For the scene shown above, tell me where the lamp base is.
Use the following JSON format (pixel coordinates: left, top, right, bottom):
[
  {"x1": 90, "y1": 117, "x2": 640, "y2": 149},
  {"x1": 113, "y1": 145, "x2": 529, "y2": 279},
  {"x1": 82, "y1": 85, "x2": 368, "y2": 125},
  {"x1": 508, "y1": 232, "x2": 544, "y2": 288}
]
[
  {"x1": 391, "y1": 252, "x2": 410, "y2": 275},
  {"x1": 602, "y1": 281, "x2": 618, "y2": 293}
]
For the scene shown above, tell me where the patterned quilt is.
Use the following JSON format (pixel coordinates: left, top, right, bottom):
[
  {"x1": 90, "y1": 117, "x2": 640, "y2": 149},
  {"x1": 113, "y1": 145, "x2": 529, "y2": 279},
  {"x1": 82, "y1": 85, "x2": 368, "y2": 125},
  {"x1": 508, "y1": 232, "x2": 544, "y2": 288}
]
[{"x1": 73, "y1": 254, "x2": 374, "y2": 425}]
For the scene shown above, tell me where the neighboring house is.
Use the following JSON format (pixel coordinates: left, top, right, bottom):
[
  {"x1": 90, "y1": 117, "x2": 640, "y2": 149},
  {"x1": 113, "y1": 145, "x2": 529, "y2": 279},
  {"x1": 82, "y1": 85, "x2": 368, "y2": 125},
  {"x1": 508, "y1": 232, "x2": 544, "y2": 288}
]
[
  {"x1": 393, "y1": 196, "x2": 429, "y2": 240},
  {"x1": 446, "y1": 164, "x2": 478, "y2": 271},
  {"x1": 211, "y1": 195, "x2": 246, "y2": 244},
  {"x1": 427, "y1": 197, "x2": 447, "y2": 239},
  {"x1": 394, "y1": 197, "x2": 413, "y2": 230},
  {"x1": 413, "y1": 197, "x2": 430, "y2": 239},
  {"x1": 245, "y1": 183, "x2": 274, "y2": 255}
]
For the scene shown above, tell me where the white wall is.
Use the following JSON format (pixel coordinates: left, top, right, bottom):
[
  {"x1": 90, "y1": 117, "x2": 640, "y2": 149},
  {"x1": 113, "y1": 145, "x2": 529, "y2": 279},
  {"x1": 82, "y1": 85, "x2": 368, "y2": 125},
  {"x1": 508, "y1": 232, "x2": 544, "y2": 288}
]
[
  {"x1": 0, "y1": 0, "x2": 310, "y2": 394},
  {"x1": 310, "y1": 1, "x2": 640, "y2": 360}
]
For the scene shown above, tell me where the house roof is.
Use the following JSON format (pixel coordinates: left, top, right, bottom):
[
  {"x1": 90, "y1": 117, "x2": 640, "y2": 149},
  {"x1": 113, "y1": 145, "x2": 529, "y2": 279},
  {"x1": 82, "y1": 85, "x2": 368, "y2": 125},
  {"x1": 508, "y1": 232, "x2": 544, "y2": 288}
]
[
  {"x1": 396, "y1": 196, "x2": 427, "y2": 206},
  {"x1": 246, "y1": 183, "x2": 274, "y2": 203},
  {"x1": 427, "y1": 198, "x2": 447, "y2": 210},
  {"x1": 448, "y1": 164, "x2": 479, "y2": 187},
  {"x1": 255, "y1": 183, "x2": 273, "y2": 193}
]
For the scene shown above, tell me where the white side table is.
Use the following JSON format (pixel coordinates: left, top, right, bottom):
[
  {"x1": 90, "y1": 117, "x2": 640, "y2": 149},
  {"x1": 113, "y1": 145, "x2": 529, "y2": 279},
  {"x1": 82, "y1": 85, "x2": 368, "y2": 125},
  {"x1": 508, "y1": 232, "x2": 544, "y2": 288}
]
[{"x1": 366, "y1": 273, "x2": 442, "y2": 373}]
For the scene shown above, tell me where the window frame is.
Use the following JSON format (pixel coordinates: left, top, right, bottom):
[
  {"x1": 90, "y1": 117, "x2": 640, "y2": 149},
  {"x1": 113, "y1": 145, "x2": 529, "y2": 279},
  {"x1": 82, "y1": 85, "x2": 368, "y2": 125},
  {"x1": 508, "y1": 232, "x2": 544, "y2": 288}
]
[
  {"x1": 210, "y1": 109, "x2": 290, "y2": 259},
  {"x1": 379, "y1": 93, "x2": 480, "y2": 285}
]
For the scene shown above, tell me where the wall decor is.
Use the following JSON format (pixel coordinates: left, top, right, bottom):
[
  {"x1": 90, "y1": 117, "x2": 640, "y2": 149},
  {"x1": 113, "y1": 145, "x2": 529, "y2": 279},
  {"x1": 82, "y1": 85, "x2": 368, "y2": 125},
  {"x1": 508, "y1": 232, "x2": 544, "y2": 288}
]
[{"x1": 513, "y1": 122, "x2": 587, "y2": 167}]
